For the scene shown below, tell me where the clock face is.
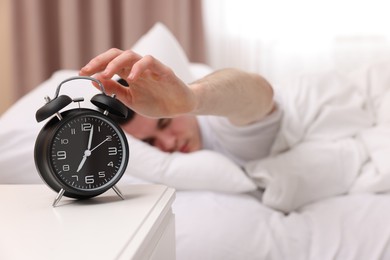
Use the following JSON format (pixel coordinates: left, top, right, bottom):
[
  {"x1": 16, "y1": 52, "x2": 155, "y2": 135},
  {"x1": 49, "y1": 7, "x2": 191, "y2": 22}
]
[{"x1": 49, "y1": 113, "x2": 128, "y2": 191}]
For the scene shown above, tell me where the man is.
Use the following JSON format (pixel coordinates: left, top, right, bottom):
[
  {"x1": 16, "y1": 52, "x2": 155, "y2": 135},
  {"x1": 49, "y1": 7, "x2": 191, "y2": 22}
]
[{"x1": 80, "y1": 48, "x2": 281, "y2": 166}]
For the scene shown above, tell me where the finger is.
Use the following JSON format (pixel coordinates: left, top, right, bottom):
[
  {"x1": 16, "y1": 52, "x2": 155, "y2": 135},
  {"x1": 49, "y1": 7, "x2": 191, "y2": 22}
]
[
  {"x1": 102, "y1": 50, "x2": 142, "y2": 79},
  {"x1": 79, "y1": 48, "x2": 123, "y2": 76},
  {"x1": 127, "y1": 55, "x2": 171, "y2": 82},
  {"x1": 94, "y1": 75, "x2": 132, "y2": 106}
]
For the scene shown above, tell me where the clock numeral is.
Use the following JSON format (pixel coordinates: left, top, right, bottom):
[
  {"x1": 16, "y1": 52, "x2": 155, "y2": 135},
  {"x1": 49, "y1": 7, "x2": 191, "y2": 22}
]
[
  {"x1": 98, "y1": 171, "x2": 105, "y2": 178},
  {"x1": 107, "y1": 161, "x2": 114, "y2": 167},
  {"x1": 106, "y1": 135, "x2": 112, "y2": 141},
  {"x1": 108, "y1": 147, "x2": 117, "y2": 155},
  {"x1": 63, "y1": 165, "x2": 70, "y2": 171},
  {"x1": 81, "y1": 123, "x2": 92, "y2": 132},
  {"x1": 72, "y1": 175, "x2": 79, "y2": 181},
  {"x1": 57, "y1": 151, "x2": 67, "y2": 160},
  {"x1": 85, "y1": 175, "x2": 94, "y2": 184},
  {"x1": 60, "y1": 139, "x2": 69, "y2": 145},
  {"x1": 71, "y1": 128, "x2": 76, "y2": 135}
]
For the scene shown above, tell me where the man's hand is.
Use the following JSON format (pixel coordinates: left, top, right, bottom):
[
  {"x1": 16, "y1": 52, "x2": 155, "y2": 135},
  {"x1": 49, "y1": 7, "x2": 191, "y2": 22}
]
[{"x1": 79, "y1": 48, "x2": 197, "y2": 118}]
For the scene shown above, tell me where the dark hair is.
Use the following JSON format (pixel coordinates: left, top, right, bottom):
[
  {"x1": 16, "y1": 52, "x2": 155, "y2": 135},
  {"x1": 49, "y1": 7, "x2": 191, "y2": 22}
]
[{"x1": 109, "y1": 78, "x2": 135, "y2": 125}]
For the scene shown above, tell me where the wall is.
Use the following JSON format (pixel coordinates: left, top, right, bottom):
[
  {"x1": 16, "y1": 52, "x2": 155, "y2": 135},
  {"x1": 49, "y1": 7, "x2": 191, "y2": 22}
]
[{"x1": 0, "y1": 0, "x2": 13, "y2": 115}]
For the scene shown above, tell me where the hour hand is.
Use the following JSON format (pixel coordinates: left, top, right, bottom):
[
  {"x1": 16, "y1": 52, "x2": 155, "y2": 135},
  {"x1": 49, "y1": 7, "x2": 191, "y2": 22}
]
[
  {"x1": 76, "y1": 156, "x2": 87, "y2": 172},
  {"x1": 77, "y1": 150, "x2": 92, "y2": 172}
]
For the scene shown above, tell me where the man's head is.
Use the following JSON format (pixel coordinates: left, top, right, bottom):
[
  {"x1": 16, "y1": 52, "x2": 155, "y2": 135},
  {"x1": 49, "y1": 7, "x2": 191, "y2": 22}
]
[{"x1": 121, "y1": 113, "x2": 202, "y2": 153}]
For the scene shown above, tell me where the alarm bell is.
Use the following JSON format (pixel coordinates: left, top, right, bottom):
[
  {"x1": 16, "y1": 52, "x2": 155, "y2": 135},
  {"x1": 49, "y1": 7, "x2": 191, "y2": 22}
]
[{"x1": 36, "y1": 95, "x2": 72, "y2": 122}]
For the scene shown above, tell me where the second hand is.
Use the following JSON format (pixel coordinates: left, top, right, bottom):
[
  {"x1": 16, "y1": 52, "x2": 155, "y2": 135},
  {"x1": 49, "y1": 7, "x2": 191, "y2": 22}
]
[{"x1": 90, "y1": 137, "x2": 110, "y2": 153}]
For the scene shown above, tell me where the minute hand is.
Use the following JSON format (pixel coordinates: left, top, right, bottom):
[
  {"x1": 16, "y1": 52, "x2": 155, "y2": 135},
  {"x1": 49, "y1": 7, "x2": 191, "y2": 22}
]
[
  {"x1": 87, "y1": 125, "x2": 94, "y2": 150},
  {"x1": 90, "y1": 137, "x2": 110, "y2": 153}
]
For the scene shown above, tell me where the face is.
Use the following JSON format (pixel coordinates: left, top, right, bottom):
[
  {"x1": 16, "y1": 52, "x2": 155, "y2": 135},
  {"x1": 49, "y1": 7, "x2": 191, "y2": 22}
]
[
  {"x1": 49, "y1": 113, "x2": 128, "y2": 191},
  {"x1": 121, "y1": 114, "x2": 202, "y2": 153}
]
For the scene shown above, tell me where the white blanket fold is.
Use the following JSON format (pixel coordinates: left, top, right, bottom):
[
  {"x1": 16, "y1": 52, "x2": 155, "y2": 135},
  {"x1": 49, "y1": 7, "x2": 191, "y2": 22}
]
[
  {"x1": 245, "y1": 61, "x2": 390, "y2": 212},
  {"x1": 246, "y1": 139, "x2": 367, "y2": 212}
]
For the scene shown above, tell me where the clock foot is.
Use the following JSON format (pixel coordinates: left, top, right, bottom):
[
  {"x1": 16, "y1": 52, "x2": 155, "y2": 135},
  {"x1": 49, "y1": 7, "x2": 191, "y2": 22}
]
[
  {"x1": 112, "y1": 185, "x2": 125, "y2": 200},
  {"x1": 52, "y1": 188, "x2": 65, "y2": 207}
]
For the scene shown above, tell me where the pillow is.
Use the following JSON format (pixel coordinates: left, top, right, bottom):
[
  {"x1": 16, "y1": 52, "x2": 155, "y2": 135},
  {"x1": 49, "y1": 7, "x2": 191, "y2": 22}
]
[
  {"x1": 131, "y1": 22, "x2": 195, "y2": 83},
  {"x1": 0, "y1": 23, "x2": 257, "y2": 193}
]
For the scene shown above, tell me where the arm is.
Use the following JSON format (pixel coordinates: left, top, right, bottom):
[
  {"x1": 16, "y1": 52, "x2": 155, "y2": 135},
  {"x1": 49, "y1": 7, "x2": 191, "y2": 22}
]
[
  {"x1": 79, "y1": 48, "x2": 275, "y2": 125},
  {"x1": 189, "y1": 68, "x2": 274, "y2": 125}
]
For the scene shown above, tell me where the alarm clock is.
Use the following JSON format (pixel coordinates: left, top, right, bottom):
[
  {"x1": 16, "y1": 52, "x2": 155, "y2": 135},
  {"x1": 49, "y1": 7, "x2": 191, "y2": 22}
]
[{"x1": 34, "y1": 76, "x2": 129, "y2": 207}]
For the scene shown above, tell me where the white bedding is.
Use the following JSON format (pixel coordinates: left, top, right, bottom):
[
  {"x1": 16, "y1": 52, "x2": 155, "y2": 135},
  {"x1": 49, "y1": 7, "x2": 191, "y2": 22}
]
[
  {"x1": 2, "y1": 23, "x2": 390, "y2": 260},
  {"x1": 246, "y1": 61, "x2": 390, "y2": 212},
  {"x1": 174, "y1": 191, "x2": 390, "y2": 260}
]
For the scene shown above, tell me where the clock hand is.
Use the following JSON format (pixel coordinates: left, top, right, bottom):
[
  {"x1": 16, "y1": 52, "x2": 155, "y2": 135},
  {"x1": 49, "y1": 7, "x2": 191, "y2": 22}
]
[
  {"x1": 77, "y1": 126, "x2": 94, "y2": 173},
  {"x1": 76, "y1": 156, "x2": 87, "y2": 172},
  {"x1": 76, "y1": 150, "x2": 92, "y2": 172},
  {"x1": 87, "y1": 125, "x2": 94, "y2": 150},
  {"x1": 90, "y1": 137, "x2": 110, "y2": 153}
]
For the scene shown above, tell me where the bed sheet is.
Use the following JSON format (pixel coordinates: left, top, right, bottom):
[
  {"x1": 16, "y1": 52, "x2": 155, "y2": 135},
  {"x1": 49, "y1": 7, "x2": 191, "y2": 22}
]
[{"x1": 173, "y1": 190, "x2": 390, "y2": 260}]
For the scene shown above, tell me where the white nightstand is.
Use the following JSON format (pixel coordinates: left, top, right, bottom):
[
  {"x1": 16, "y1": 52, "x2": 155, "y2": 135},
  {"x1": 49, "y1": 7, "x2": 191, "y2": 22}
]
[{"x1": 0, "y1": 184, "x2": 176, "y2": 260}]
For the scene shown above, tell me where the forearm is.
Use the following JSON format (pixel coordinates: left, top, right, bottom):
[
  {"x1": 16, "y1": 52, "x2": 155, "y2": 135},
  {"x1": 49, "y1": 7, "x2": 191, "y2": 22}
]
[{"x1": 189, "y1": 68, "x2": 275, "y2": 126}]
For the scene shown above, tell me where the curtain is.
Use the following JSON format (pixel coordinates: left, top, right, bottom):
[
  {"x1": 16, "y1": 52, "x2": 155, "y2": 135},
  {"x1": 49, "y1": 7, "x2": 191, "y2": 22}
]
[
  {"x1": 11, "y1": 0, "x2": 205, "y2": 98},
  {"x1": 202, "y1": 0, "x2": 390, "y2": 87},
  {"x1": 1, "y1": 0, "x2": 13, "y2": 114}
]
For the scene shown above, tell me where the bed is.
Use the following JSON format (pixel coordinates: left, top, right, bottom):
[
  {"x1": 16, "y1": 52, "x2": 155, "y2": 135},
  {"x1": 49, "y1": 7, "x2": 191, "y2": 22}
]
[{"x1": 2, "y1": 23, "x2": 390, "y2": 260}]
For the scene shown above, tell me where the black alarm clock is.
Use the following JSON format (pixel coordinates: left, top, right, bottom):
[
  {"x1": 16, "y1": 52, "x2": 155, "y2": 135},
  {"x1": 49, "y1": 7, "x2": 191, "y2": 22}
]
[{"x1": 34, "y1": 76, "x2": 129, "y2": 207}]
